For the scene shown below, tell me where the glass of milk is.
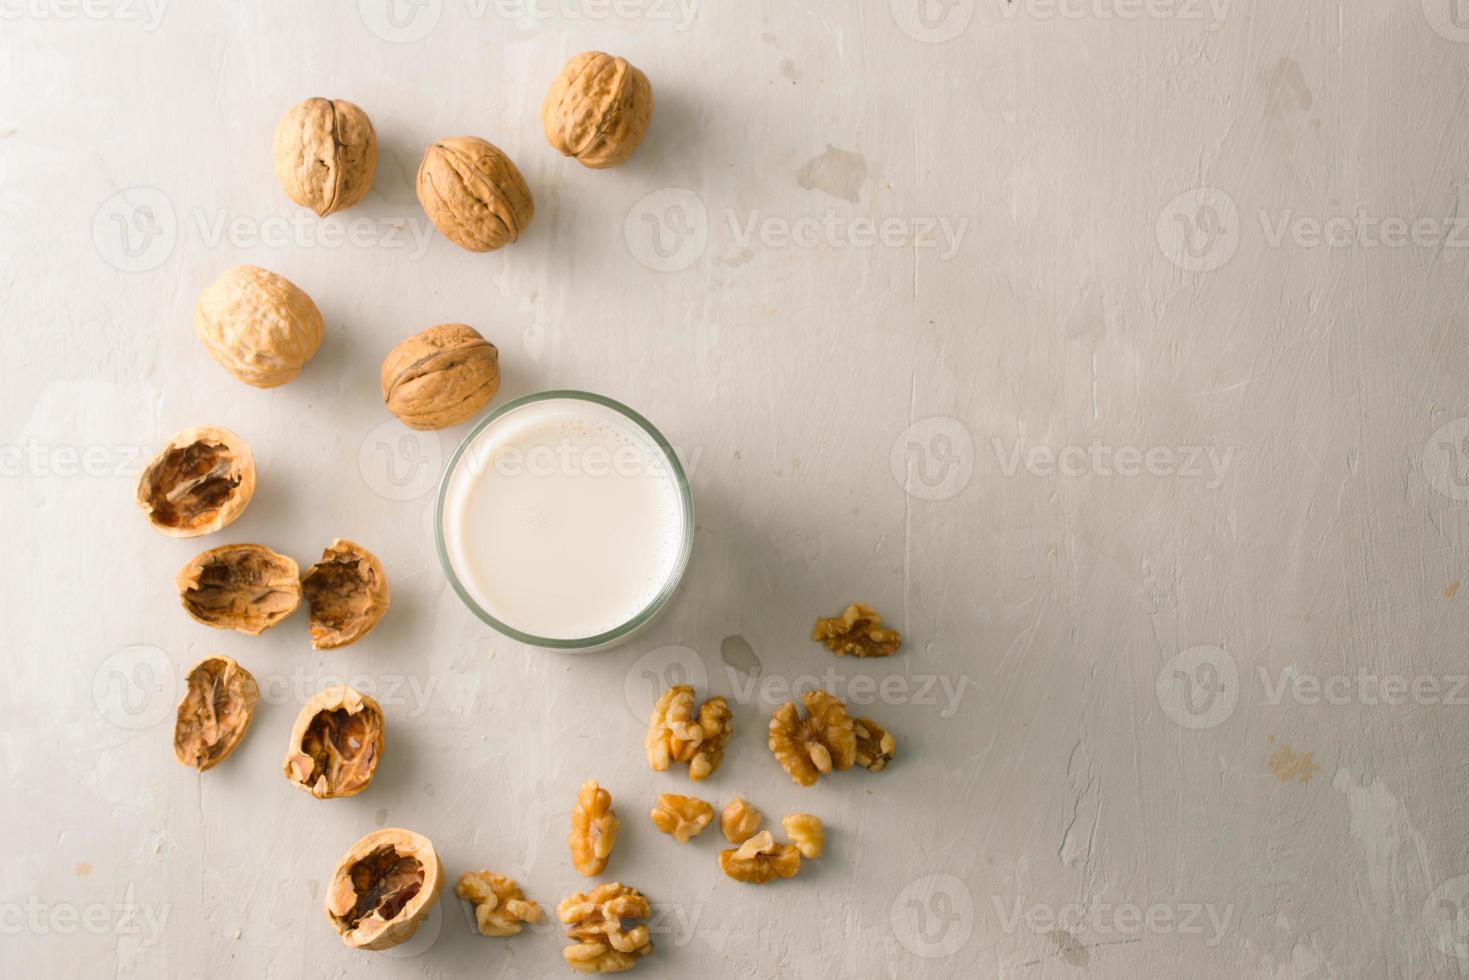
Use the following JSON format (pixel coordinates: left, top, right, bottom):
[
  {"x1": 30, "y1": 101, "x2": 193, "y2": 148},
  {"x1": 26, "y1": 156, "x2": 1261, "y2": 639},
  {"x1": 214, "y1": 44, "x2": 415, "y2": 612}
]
[{"x1": 435, "y1": 390, "x2": 693, "y2": 651}]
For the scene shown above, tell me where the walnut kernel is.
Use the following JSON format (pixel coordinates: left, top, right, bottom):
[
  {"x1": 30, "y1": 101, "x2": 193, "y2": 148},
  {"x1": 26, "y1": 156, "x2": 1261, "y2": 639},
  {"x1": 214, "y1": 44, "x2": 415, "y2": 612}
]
[
  {"x1": 325, "y1": 828, "x2": 442, "y2": 951},
  {"x1": 649, "y1": 794, "x2": 713, "y2": 843},
  {"x1": 558, "y1": 882, "x2": 654, "y2": 973},
  {"x1": 273, "y1": 97, "x2": 377, "y2": 216},
  {"x1": 380, "y1": 323, "x2": 501, "y2": 430},
  {"x1": 854, "y1": 717, "x2": 896, "y2": 772},
  {"x1": 645, "y1": 684, "x2": 733, "y2": 781},
  {"x1": 283, "y1": 686, "x2": 385, "y2": 798},
  {"x1": 172, "y1": 656, "x2": 259, "y2": 771},
  {"x1": 718, "y1": 831, "x2": 800, "y2": 884},
  {"x1": 569, "y1": 779, "x2": 619, "y2": 876},
  {"x1": 135, "y1": 426, "x2": 255, "y2": 538},
  {"x1": 456, "y1": 871, "x2": 541, "y2": 937},
  {"x1": 720, "y1": 797, "x2": 762, "y2": 844},
  {"x1": 782, "y1": 813, "x2": 824, "y2": 859},
  {"x1": 301, "y1": 539, "x2": 390, "y2": 649},
  {"x1": 417, "y1": 136, "x2": 533, "y2": 252},
  {"x1": 541, "y1": 51, "x2": 653, "y2": 169},
  {"x1": 768, "y1": 689, "x2": 857, "y2": 787},
  {"x1": 176, "y1": 543, "x2": 300, "y2": 635},
  {"x1": 812, "y1": 602, "x2": 902, "y2": 657},
  {"x1": 194, "y1": 265, "x2": 323, "y2": 388}
]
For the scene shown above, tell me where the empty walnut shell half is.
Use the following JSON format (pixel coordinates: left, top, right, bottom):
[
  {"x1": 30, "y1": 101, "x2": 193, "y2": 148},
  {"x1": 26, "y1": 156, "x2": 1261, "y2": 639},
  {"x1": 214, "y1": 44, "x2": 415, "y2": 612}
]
[
  {"x1": 380, "y1": 324, "x2": 501, "y2": 430},
  {"x1": 176, "y1": 544, "x2": 301, "y2": 635},
  {"x1": 302, "y1": 539, "x2": 390, "y2": 649},
  {"x1": 283, "y1": 685, "x2": 385, "y2": 799},
  {"x1": 172, "y1": 656, "x2": 259, "y2": 771},
  {"x1": 194, "y1": 265, "x2": 324, "y2": 388},
  {"x1": 325, "y1": 828, "x2": 443, "y2": 951},
  {"x1": 416, "y1": 136, "x2": 534, "y2": 252},
  {"x1": 135, "y1": 426, "x2": 256, "y2": 538},
  {"x1": 273, "y1": 97, "x2": 377, "y2": 217},
  {"x1": 541, "y1": 52, "x2": 653, "y2": 169}
]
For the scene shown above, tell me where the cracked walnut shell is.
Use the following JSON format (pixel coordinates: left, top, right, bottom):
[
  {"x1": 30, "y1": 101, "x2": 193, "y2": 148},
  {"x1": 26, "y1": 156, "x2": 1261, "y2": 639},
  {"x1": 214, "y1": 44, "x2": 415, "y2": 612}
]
[
  {"x1": 782, "y1": 814, "x2": 824, "y2": 859},
  {"x1": 541, "y1": 51, "x2": 653, "y2": 170},
  {"x1": 558, "y1": 882, "x2": 653, "y2": 974},
  {"x1": 273, "y1": 97, "x2": 377, "y2": 216},
  {"x1": 569, "y1": 780, "x2": 619, "y2": 876},
  {"x1": 645, "y1": 684, "x2": 733, "y2": 782},
  {"x1": 718, "y1": 831, "x2": 800, "y2": 884},
  {"x1": 283, "y1": 686, "x2": 384, "y2": 798},
  {"x1": 650, "y1": 794, "x2": 713, "y2": 843},
  {"x1": 417, "y1": 137, "x2": 533, "y2": 252},
  {"x1": 136, "y1": 426, "x2": 255, "y2": 538},
  {"x1": 456, "y1": 871, "x2": 541, "y2": 937},
  {"x1": 812, "y1": 602, "x2": 902, "y2": 657},
  {"x1": 380, "y1": 324, "x2": 501, "y2": 430},
  {"x1": 854, "y1": 717, "x2": 896, "y2": 772},
  {"x1": 326, "y1": 828, "x2": 442, "y2": 951},
  {"x1": 194, "y1": 265, "x2": 323, "y2": 388},
  {"x1": 720, "y1": 797, "x2": 762, "y2": 844},
  {"x1": 301, "y1": 539, "x2": 390, "y2": 649},
  {"x1": 768, "y1": 689, "x2": 856, "y2": 787},
  {"x1": 172, "y1": 656, "x2": 258, "y2": 771},
  {"x1": 176, "y1": 543, "x2": 300, "y2": 635}
]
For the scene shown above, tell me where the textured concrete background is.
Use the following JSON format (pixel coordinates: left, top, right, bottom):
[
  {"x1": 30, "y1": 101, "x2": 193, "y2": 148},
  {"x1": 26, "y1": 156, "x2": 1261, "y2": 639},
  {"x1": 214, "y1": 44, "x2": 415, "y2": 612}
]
[{"x1": 4, "y1": 1, "x2": 1469, "y2": 977}]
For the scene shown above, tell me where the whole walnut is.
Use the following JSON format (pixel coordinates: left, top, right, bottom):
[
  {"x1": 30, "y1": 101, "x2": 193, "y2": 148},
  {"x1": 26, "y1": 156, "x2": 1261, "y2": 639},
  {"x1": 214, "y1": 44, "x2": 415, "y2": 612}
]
[
  {"x1": 416, "y1": 137, "x2": 534, "y2": 252},
  {"x1": 195, "y1": 265, "x2": 323, "y2": 388},
  {"x1": 541, "y1": 52, "x2": 653, "y2": 169},
  {"x1": 380, "y1": 324, "x2": 500, "y2": 430},
  {"x1": 273, "y1": 97, "x2": 377, "y2": 216}
]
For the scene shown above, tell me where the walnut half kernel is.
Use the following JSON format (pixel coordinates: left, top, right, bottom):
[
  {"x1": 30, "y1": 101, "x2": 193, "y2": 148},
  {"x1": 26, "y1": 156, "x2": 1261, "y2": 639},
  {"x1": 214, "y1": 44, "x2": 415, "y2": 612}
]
[
  {"x1": 812, "y1": 602, "x2": 902, "y2": 657},
  {"x1": 782, "y1": 814, "x2": 825, "y2": 859},
  {"x1": 645, "y1": 684, "x2": 733, "y2": 782},
  {"x1": 718, "y1": 831, "x2": 801, "y2": 884},
  {"x1": 721, "y1": 797, "x2": 762, "y2": 844},
  {"x1": 768, "y1": 690, "x2": 856, "y2": 787},
  {"x1": 136, "y1": 426, "x2": 255, "y2": 538},
  {"x1": 559, "y1": 882, "x2": 654, "y2": 973},
  {"x1": 569, "y1": 780, "x2": 619, "y2": 876},
  {"x1": 172, "y1": 656, "x2": 259, "y2": 771},
  {"x1": 283, "y1": 686, "x2": 385, "y2": 798},
  {"x1": 326, "y1": 828, "x2": 442, "y2": 951},
  {"x1": 301, "y1": 539, "x2": 390, "y2": 649},
  {"x1": 176, "y1": 543, "x2": 301, "y2": 635},
  {"x1": 650, "y1": 794, "x2": 713, "y2": 843},
  {"x1": 456, "y1": 871, "x2": 541, "y2": 937},
  {"x1": 854, "y1": 717, "x2": 896, "y2": 772}
]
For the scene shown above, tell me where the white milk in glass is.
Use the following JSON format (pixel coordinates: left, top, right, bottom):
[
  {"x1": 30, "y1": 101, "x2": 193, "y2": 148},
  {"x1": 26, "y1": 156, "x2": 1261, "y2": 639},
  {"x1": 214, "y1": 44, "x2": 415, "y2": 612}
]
[{"x1": 440, "y1": 397, "x2": 686, "y2": 642}]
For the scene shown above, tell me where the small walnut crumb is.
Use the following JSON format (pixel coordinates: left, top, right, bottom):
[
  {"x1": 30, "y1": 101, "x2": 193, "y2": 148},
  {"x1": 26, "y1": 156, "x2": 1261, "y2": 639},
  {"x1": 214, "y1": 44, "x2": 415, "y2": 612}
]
[
  {"x1": 644, "y1": 684, "x2": 734, "y2": 782},
  {"x1": 782, "y1": 814, "x2": 825, "y2": 859},
  {"x1": 455, "y1": 871, "x2": 541, "y2": 936},
  {"x1": 569, "y1": 780, "x2": 620, "y2": 876},
  {"x1": 558, "y1": 882, "x2": 654, "y2": 973},
  {"x1": 854, "y1": 717, "x2": 896, "y2": 772},
  {"x1": 812, "y1": 602, "x2": 902, "y2": 657},
  {"x1": 650, "y1": 794, "x2": 713, "y2": 843},
  {"x1": 718, "y1": 830, "x2": 801, "y2": 884},
  {"x1": 768, "y1": 689, "x2": 857, "y2": 787},
  {"x1": 720, "y1": 797, "x2": 763, "y2": 844}
]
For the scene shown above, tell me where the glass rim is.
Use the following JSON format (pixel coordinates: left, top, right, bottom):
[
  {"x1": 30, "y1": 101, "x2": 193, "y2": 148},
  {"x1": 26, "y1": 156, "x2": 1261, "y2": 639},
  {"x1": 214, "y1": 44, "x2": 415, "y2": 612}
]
[{"x1": 434, "y1": 389, "x2": 694, "y2": 650}]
